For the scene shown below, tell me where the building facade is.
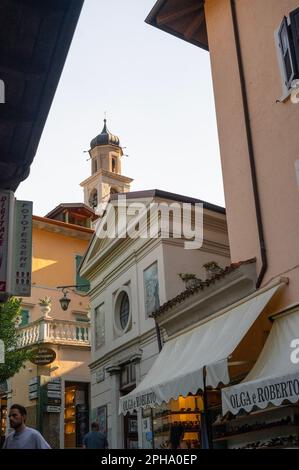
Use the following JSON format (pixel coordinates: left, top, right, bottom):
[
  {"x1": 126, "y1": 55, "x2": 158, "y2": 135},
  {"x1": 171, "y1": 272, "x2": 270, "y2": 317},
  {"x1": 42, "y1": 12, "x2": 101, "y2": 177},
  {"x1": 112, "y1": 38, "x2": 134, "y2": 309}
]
[
  {"x1": 142, "y1": 0, "x2": 299, "y2": 449},
  {"x1": 80, "y1": 188, "x2": 230, "y2": 448},
  {"x1": 3, "y1": 212, "x2": 93, "y2": 449}
]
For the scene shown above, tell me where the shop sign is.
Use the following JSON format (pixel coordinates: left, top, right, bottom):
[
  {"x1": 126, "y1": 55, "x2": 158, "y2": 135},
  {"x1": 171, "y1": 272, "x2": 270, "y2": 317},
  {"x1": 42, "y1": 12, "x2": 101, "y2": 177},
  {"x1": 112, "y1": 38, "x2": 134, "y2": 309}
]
[
  {"x1": 0, "y1": 191, "x2": 14, "y2": 294},
  {"x1": 222, "y1": 373, "x2": 299, "y2": 415},
  {"x1": 46, "y1": 406, "x2": 61, "y2": 413},
  {"x1": 0, "y1": 380, "x2": 8, "y2": 394},
  {"x1": 121, "y1": 391, "x2": 157, "y2": 413},
  {"x1": 47, "y1": 378, "x2": 61, "y2": 384},
  {"x1": 30, "y1": 348, "x2": 56, "y2": 366},
  {"x1": 47, "y1": 390, "x2": 61, "y2": 398},
  {"x1": 29, "y1": 376, "x2": 39, "y2": 386},
  {"x1": 47, "y1": 398, "x2": 61, "y2": 406},
  {"x1": 29, "y1": 391, "x2": 38, "y2": 400},
  {"x1": 28, "y1": 376, "x2": 39, "y2": 400},
  {"x1": 11, "y1": 200, "x2": 33, "y2": 296},
  {"x1": 47, "y1": 383, "x2": 61, "y2": 391}
]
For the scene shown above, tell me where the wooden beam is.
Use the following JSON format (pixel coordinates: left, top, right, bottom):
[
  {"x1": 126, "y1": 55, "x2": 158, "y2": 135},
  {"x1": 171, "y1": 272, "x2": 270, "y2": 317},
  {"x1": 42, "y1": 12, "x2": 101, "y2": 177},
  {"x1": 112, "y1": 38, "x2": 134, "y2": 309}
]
[
  {"x1": 184, "y1": 12, "x2": 205, "y2": 40},
  {"x1": 157, "y1": 4, "x2": 200, "y2": 25}
]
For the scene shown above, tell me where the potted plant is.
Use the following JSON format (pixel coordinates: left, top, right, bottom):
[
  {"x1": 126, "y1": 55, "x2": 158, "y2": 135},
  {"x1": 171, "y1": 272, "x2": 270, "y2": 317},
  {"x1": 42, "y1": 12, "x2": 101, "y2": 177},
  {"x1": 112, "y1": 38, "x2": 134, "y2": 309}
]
[
  {"x1": 178, "y1": 273, "x2": 201, "y2": 290},
  {"x1": 203, "y1": 261, "x2": 224, "y2": 279},
  {"x1": 38, "y1": 296, "x2": 52, "y2": 319}
]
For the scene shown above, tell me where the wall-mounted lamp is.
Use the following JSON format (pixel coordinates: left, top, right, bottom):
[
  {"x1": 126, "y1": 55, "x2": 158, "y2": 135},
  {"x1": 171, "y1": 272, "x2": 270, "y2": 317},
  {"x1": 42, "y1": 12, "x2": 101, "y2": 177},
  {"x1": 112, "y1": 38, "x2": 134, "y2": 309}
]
[{"x1": 57, "y1": 285, "x2": 90, "y2": 311}]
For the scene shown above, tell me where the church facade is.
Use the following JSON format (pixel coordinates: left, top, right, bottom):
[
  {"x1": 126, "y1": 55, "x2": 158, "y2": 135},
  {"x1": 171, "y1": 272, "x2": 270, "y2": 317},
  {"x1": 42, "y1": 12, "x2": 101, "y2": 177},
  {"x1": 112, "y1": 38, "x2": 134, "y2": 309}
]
[{"x1": 79, "y1": 122, "x2": 230, "y2": 448}]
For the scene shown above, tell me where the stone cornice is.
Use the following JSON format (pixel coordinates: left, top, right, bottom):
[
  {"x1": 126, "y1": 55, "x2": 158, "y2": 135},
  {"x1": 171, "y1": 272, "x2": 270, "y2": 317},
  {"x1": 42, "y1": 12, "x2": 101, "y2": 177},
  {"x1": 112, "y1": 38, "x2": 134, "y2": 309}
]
[
  {"x1": 89, "y1": 329, "x2": 157, "y2": 371},
  {"x1": 154, "y1": 261, "x2": 257, "y2": 337}
]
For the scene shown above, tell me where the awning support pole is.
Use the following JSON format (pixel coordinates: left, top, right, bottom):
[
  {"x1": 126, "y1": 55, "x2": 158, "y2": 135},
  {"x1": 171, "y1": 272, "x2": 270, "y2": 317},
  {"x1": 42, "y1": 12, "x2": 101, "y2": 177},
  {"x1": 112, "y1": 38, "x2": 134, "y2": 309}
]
[{"x1": 202, "y1": 366, "x2": 213, "y2": 449}]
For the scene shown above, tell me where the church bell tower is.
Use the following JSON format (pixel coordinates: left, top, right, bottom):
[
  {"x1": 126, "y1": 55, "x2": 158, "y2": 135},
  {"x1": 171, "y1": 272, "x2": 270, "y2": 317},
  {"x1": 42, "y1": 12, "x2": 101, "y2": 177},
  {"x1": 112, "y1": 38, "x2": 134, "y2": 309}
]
[{"x1": 80, "y1": 119, "x2": 133, "y2": 212}]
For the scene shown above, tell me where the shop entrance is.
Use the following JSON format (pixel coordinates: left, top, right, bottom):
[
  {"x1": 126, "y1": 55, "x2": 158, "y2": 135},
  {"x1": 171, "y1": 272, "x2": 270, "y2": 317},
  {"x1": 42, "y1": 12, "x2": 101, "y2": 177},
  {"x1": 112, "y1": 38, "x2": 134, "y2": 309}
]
[
  {"x1": 120, "y1": 363, "x2": 138, "y2": 449},
  {"x1": 64, "y1": 381, "x2": 89, "y2": 448},
  {"x1": 152, "y1": 395, "x2": 203, "y2": 449},
  {"x1": 0, "y1": 396, "x2": 7, "y2": 448}
]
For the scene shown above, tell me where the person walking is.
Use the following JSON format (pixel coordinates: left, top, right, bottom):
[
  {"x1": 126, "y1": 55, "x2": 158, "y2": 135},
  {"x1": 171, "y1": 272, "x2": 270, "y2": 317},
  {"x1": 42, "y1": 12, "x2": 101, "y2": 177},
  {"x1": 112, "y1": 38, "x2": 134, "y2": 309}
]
[
  {"x1": 168, "y1": 423, "x2": 186, "y2": 449},
  {"x1": 2, "y1": 404, "x2": 51, "y2": 449},
  {"x1": 83, "y1": 422, "x2": 108, "y2": 449}
]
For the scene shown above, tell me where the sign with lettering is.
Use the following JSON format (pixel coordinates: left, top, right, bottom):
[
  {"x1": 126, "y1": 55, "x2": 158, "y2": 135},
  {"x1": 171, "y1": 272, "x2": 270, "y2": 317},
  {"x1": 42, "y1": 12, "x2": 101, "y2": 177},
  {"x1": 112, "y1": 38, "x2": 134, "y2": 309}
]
[
  {"x1": 47, "y1": 390, "x2": 61, "y2": 398},
  {"x1": 222, "y1": 372, "x2": 299, "y2": 415},
  {"x1": 46, "y1": 406, "x2": 61, "y2": 413},
  {"x1": 30, "y1": 348, "x2": 56, "y2": 366},
  {"x1": 120, "y1": 391, "x2": 157, "y2": 414},
  {"x1": 29, "y1": 391, "x2": 38, "y2": 400},
  {"x1": 0, "y1": 191, "x2": 14, "y2": 293},
  {"x1": 28, "y1": 376, "x2": 39, "y2": 400},
  {"x1": 29, "y1": 376, "x2": 39, "y2": 386},
  {"x1": 11, "y1": 200, "x2": 33, "y2": 296},
  {"x1": 47, "y1": 398, "x2": 62, "y2": 406},
  {"x1": 47, "y1": 383, "x2": 61, "y2": 391}
]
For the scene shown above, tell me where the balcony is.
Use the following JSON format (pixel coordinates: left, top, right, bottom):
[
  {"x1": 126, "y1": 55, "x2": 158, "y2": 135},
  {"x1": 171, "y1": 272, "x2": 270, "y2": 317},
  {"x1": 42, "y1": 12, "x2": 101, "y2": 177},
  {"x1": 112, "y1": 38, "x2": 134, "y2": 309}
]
[{"x1": 17, "y1": 318, "x2": 90, "y2": 348}]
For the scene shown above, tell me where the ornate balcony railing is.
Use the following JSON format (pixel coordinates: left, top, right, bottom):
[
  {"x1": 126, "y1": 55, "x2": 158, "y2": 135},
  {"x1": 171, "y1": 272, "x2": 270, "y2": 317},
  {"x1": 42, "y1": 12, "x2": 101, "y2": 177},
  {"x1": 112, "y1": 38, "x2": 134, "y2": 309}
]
[{"x1": 17, "y1": 318, "x2": 90, "y2": 348}]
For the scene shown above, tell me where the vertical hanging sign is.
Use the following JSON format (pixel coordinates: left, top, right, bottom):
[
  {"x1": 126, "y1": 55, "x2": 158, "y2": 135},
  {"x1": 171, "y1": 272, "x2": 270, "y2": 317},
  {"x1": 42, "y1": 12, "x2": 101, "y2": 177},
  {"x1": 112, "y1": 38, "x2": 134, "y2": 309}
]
[
  {"x1": 11, "y1": 200, "x2": 33, "y2": 296},
  {"x1": 0, "y1": 191, "x2": 14, "y2": 293}
]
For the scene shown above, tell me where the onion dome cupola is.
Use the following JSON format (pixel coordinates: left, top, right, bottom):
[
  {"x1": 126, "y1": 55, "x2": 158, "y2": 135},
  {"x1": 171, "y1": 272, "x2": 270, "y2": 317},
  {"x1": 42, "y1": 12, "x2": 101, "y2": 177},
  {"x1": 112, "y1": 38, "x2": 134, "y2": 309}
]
[{"x1": 90, "y1": 119, "x2": 120, "y2": 150}]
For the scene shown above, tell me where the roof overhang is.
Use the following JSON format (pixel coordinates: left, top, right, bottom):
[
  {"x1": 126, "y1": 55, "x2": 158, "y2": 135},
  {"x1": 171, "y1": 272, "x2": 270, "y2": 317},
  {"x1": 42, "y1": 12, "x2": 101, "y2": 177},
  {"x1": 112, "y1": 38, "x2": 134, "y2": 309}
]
[
  {"x1": 145, "y1": 0, "x2": 208, "y2": 51},
  {"x1": 0, "y1": 0, "x2": 84, "y2": 191}
]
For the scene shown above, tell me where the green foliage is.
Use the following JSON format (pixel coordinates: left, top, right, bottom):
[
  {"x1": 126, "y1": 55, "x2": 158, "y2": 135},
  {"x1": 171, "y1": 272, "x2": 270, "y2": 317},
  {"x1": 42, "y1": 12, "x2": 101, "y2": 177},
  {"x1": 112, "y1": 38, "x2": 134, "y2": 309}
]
[
  {"x1": 0, "y1": 298, "x2": 32, "y2": 383},
  {"x1": 38, "y1": 296, "x2": 52, "y2": 306},
  {"x1": 178, "y1": 273, "x2": 197, "y2": 281}
]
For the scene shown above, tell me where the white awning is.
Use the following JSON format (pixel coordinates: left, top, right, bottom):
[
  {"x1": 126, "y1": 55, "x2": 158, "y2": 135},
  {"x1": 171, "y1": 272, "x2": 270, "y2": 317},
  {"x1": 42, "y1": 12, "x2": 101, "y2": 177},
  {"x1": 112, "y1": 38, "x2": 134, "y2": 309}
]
[
  {"x1": 222, "y1": 308, "x2": 299, "y2": 415},
  {"x1": 119, "y1": 284, "x2": 282, "y2": 415}
]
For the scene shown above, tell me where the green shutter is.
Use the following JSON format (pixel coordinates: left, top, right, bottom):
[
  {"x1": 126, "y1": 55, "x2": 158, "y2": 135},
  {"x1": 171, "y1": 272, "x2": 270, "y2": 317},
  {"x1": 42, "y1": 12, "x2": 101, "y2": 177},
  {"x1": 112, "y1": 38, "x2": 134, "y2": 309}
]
[
  {"x1": 20, "y1": 309, "x2": 29, "y2": 327},
  {"x1": 75, "y1": 255, "x2": 90, "y2": 293}
]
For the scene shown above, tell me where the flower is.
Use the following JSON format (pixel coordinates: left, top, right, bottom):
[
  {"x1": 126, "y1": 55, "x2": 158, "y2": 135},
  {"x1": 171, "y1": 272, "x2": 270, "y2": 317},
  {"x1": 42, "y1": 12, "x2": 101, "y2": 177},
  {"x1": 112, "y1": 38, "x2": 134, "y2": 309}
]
[{"x1": 38, "y1": 296, "x2": 52, "y2": 306}]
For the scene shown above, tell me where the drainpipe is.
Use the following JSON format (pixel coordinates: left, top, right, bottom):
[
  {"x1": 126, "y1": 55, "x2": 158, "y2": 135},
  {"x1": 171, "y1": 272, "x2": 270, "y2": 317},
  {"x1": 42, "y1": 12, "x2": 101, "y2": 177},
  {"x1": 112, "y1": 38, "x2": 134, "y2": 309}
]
[
  {"x1": 230, "y1": 0, "x2": 268, "y2": 288},
  {"x1": 153, "y1": 316, "x2": 163, "y2": 352}
]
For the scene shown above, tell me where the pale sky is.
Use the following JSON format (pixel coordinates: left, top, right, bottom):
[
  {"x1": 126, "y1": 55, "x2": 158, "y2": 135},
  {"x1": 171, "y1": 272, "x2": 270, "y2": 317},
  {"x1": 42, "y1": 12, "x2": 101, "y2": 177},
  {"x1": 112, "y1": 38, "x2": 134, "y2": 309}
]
[{"x1": 16, "y1": 0, "x2": 225, "y2": 216}]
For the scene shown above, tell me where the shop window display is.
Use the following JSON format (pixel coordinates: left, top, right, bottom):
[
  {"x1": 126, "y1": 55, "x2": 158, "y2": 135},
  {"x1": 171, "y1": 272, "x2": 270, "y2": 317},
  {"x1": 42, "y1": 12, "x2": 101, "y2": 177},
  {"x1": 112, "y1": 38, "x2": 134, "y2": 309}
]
[
  {"x1": 152, "y1": 395, "x2": 203, "y2": 449},
  {"x1": 212, "y1": 404, "x2": 299, "y2": 449},
  {"x1": 0, "y1": 399, "x2": 7, "y2": 448},
  {"x1": 64, "y1": 383, "x2": 89, "y2": 448}
]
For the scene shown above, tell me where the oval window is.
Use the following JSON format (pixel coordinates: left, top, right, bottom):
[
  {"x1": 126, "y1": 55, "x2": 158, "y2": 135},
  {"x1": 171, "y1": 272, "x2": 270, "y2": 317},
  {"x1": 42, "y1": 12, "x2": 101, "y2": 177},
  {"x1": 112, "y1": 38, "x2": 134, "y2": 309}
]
[{"x1": 119, "y1": 293, "x2": 130, "y2": 330}]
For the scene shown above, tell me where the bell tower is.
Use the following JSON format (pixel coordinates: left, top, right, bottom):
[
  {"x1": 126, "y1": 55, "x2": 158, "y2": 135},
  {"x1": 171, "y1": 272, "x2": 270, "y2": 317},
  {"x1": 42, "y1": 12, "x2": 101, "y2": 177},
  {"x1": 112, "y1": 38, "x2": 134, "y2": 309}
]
[{"x1": 80, "y1": 120, "x2": 133, "y2": 212}]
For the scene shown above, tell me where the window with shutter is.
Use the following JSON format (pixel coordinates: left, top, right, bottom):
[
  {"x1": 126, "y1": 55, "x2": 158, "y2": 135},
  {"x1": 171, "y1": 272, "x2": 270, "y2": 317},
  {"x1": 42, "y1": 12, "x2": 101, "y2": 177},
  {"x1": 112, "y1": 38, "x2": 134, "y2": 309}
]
[
  {"x1": 75, "y1": 255, "x2": 90, "y2": 293},
  {"x1": 278, "y1": 16, "x2": 297, "y2": 89},
  {"x1": 20, "y1": 309, "x2": 30, "y2": 327},
  {"x1": 290, "y1": 7, "x2": 299, "y2": 73}
]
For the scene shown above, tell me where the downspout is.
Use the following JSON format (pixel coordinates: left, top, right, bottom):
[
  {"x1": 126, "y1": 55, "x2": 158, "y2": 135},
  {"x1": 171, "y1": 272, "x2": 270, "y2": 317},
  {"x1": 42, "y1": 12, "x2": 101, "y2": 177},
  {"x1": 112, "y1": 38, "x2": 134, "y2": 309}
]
[
  {"x1": 153, "y1": 316, "x2": 163, "y2": 352},
  {"x1": 230, "y1": 0, "x2": 268, "y2": 288}
]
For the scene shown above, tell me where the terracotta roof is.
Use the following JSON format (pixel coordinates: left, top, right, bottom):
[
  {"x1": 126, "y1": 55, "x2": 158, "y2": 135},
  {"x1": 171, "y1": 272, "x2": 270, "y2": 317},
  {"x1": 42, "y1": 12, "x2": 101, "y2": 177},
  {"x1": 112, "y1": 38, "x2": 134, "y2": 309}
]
[
  {"x1": 33, "y1": 215, "x2": 94, "y2": 234},
  {"x1": 151, "y1": 258, "x2": 256, "y2": 318},
  {"x1": 45, "y1": 203, "x2": 96, "y2": 219}
]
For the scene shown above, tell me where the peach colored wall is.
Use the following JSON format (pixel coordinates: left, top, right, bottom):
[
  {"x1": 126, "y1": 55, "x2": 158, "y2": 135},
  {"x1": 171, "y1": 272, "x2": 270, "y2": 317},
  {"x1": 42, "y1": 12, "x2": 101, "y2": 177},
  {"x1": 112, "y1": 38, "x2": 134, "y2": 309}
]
[
  {"x1": 162, "y1": 243, "x2": 230, "y2": 302},
  {"x1": 205, "y1": 0, "x2": 299, "y2": 308},
  {"x1": 32, "y1": 224, "x2": 90, "y2": 287},
  {"x1": 11, "y1": 347, "x2": 90, "y2": 408},
  {"x1": 22, "y1": 286, "x2": 89, "y2": 323}
]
